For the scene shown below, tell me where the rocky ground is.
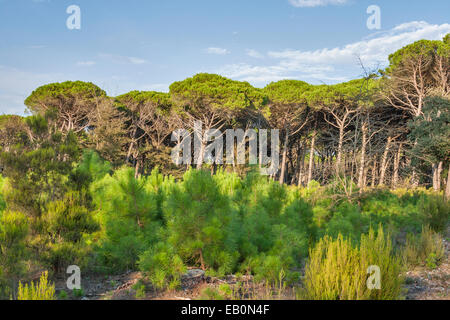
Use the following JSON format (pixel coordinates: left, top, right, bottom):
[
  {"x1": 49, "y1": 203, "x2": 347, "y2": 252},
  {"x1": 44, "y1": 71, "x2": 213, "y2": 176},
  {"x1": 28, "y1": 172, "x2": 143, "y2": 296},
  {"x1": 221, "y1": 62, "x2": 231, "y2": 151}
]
[
  {"x1": 404, "y1": 236, "x2": 449, "y2": 300},
  {"x1": 54, "y1": 234, "x2": 450, "y2": 301}
]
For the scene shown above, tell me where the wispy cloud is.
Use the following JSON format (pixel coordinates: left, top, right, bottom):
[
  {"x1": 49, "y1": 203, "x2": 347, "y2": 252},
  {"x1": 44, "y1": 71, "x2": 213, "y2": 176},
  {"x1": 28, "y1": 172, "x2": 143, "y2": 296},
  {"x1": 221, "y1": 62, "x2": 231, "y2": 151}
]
[
  {"x1": 215, "y1": 21, "x2": 450, "y2": 86},
  {"x1": 99, "y1": 53, "x2": 148, "y2": 65},
  {"x1": 246, "y1": 49, "x2": 264, "y2": 59},
  {"x1": 288, "y1": 0, "x2": 348, "y2": 8},
  {"x1": 76, "y1": 61, "x2": 96, "y2": 67},
  {"x1": 206, "y1": 47, "x2": 230, "y2": 55}
]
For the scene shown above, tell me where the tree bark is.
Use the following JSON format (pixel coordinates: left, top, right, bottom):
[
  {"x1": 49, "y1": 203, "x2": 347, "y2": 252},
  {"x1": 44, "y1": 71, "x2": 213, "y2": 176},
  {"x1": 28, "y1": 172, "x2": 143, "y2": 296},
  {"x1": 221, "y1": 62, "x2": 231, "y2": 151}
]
[
  {"x1": 279, "y1": 130, "x2": 289, "y2": 185},
  {"x1": 445, "y1": 163, "x2": 450, "y2": 200},
  {"x1": 392, "y1": 143, "x2": 403, "y2": 189},
  {"x1": 379, "y1": 137, "x2": 392, "y2": 186},
  {"x1": 433, "y1": 161, "x2": 443, "y2": 191},
  {"x1": 336, "y1": 125, "x2": 344, "y2": 175},
  {"x1": 308, "y1": 132, "x2": 316, "y2": 185},
  {"x1": 358, "y1": 123, "x2": 368, "y2": 188},
  {"x1": 371, "y1": 160, "x2": 377, "y2": 187}
]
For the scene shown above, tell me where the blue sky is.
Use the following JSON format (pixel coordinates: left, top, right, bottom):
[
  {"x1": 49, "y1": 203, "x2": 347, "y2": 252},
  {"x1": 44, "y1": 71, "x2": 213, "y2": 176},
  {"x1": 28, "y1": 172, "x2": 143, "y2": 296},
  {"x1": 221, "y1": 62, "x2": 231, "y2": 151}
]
[{"x1": 0, "y1": 0, "x2": 449, "y2": 115}]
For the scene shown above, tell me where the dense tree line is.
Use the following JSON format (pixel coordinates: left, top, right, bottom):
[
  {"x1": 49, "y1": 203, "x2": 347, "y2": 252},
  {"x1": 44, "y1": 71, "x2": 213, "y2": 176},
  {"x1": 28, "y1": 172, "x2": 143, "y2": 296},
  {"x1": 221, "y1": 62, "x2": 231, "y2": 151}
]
[{"x1": 1, "y1": 36, "x2": 448, "y2": 198}]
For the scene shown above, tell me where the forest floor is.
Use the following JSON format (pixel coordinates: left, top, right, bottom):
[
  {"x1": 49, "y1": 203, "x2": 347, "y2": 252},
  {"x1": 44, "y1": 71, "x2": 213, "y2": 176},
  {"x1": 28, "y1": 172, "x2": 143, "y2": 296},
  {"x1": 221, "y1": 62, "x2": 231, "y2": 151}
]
[
  {"x1": 54, "y1": 229, "x2": 450, "y2": 301},
  {"x1": 404, "y1": 227, "x2": 450, "y2": 300}
]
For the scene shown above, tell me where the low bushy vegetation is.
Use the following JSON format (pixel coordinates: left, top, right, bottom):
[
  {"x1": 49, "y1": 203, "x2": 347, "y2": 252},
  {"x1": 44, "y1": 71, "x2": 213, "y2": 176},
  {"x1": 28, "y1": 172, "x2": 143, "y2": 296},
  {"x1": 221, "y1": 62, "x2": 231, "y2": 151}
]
[
  {"x1": 301, "y1": 226, "x2": 403, "y2": 300},
  {"x1": 0, "y1": 150, "x2": 448, "y2": 300},
  {"x1": 17, "y1": 272, "x2": 55, "y2": 301}
]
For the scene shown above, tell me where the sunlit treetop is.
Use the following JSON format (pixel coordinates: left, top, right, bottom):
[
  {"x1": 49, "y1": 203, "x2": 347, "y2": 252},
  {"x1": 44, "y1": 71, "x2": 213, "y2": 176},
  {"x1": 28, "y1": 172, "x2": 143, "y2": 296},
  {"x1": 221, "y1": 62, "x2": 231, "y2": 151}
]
[
  {"x1": 387, "y1": 36, "x2": 450, "y2": 73},
  {"x1": 304, "y1": 78, "x2": 376, "y2": 108},
  {"x1": 115, "y1": 91, "x2": 172, "y2": 114},
  {"x1": 263, "y1": 80, "x2": 313, "y2": 105},
  {"x1": 169, "y1": 73, "x2": 267, "y2": 112},
  {"x1": 25, "y1": 81, "x2": 106, "y2": 113},
  {"x1": 116, "y1": 91, "x2": 171, "y2": 106}
]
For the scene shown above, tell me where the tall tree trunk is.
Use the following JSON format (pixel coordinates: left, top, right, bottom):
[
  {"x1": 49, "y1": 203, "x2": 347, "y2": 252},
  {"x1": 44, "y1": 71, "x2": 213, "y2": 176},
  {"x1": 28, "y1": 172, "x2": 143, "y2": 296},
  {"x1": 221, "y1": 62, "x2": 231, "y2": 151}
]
[
  {"x1": 358, "y1": 123, "x2": 368, "y2": 188},
  {"x1": 379, "y1": 137, "x2": 392, "y2": 186},
  {"x1": 134, "y1": 157, "x2": 141, "y2": 179},
  {"x1": 308, "y1": 132, "x2": 316, "y2": 185},
  {"x1": 279, "y1": 130, "x2": 289, "y2": 185},
  {"x1": 438, "y1": 162, "x2": 443, "y2": 191},
  {"x1": 297, "y1": 148, "x2": 305, "y2": 187},
  {"x1": 196, "y1": 141, "x2": 206, "y2": 169},
  {"x1": 433, "y1": 161, "x2": 444, "y2": 191},
  {"x1": 336, "y1": 126, "x2": 344, "y2": 175},
  {"x1": 445, "y1": 163, "x2": 450, "y2": 200},
  {"x1": 371, "y1": 160, "x2": 377, "y2": 187},
  {"x1": 392, "y1": 143, "x2": 403, "y2": 189}
]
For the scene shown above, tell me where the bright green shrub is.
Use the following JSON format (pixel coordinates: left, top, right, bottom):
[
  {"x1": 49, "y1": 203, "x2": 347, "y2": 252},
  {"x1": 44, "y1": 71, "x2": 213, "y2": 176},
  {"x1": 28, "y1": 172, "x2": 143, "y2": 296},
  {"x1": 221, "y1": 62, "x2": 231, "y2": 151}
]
[
  {"x1": 234, "y1": 176, "x2": 314, "y2": 285},
  {"x1": 91, "y1": 167, "x2": 160, "y2": 272},
  {"x1": 402, "y1": 225, "x2": 445, "y2": 268},
  {"x1": 302, "y1": 226, "x2": 403, "y2": 300},
  {"x1": 41, "y1": 192, "x2": 99, "y2": 272},
  {"x1": 138, "y1": 242, "x2": 186, "y2": 290},
  {"x1": 325, "y1": 202, "x2": 369, "y2": 242},
  {"x1": 70, "y1": 149, "x2": 111, "y2": 192},
  {"x1": 163, "y1": 170, "x2": 239, "y2": 274},
  {"x1": 44, "y1": 192, "x2": 99, "y2": 243},
  {"x1": 418, "y1": 195, "x2": 449, "y2": 233},
  {"x1": 0, "y1": 211, "x2": 28, "y2": 298},
  {"x1": 17, "y1": 271, "x2": 55, "y2": 300},
  {"x1": 0, "y1": 176, "x2": 6, "y2": 213}
]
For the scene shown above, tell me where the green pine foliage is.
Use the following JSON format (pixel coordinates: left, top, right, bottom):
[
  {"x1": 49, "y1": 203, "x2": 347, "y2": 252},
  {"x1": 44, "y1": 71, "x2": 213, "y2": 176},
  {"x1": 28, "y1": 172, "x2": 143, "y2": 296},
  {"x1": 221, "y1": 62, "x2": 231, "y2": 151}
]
[
  {"x1": 0, "y1": 211, "x2": 29, "y2": 298},
  {"x1": 0, "y1": 176, "x2": 6, "y2": 213},
  {"x1": 163, "y1": 169, "x2": 239, "y2": 275},
  {"x1": 91, "y1": 167, "x2": 162, "y2": 272},
  {"x1": 17, "y1": 271, "x2": 55, "y2": 300},
  {"x1": 138, "y1": 242, "x2": 186, "y2": 290}
]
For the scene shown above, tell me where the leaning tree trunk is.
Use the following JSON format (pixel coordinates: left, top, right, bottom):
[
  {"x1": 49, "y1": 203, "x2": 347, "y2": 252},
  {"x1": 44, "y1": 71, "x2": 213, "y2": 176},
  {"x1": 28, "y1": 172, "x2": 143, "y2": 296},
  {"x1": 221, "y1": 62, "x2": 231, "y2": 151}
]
[
  {"x1": 445, "y1": 163, "x2": 450, "y2": 200},
  {"x1": 392, "y1": 143, "x2": 403, "y2": 189},
  {"x1": 308, "y1": 132, "x2": 316, "y2": 185},
  {"x1": 371, "y1": 160, "x2": 377, "y2": 187},
  {"x1": 279, "y1": 130, "x2": 290, "y2": 185},
  {"x1": 358, "y1": 123, "x2": 368, "y2": 188},
  {"x1": 297, "y1": 148, "x2": 305, "y2": 187},
  {"x1": 336, "y1": 126, "x2": 344, "y2": 175},
  {"x1": 379, "y1": 137, "x2": 392, "y2": 186}
]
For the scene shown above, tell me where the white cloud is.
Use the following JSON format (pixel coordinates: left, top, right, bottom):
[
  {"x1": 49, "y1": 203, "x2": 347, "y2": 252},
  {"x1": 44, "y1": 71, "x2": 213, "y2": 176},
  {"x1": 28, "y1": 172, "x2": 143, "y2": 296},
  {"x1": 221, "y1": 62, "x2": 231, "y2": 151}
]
[
  {"x1": 268, "y1": 21, "x2": 450, "y2": 67},
  {"x1": 76, "y1": 61, "x2": 96, "y2": 67},
  {"x1": 128, "y1": 57, "x2": 148, "y2": 65},
  {"x1": 206, "y1": 47, "x2": 230, "y2": 55},
  {"x1": 214, "y1": 21, "x2": 450, "y2": 86},
  {"x1": 246, "y1": 49, "x2": 264, "y2": 59},
  {"x1": 288, "y1": 0, "x2": 348, "y2": 8},
  {"x1": 99, "y1": 53, "x2": 148, "y2": 65}
]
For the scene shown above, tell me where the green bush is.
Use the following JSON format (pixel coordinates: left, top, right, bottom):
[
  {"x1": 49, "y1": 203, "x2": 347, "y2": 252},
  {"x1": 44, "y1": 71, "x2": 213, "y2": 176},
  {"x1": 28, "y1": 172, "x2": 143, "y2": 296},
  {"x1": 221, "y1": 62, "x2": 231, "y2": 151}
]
[
  {"x1": 301, "y1": 226, "x2": 403, "y2": 300},
  {"x1": 163, "y1": 169, "x2": 239, "y2": 274},
  {"x1": 0, "y1": 176, "x2": 6, "y2": 213},
  {"x1": 0, "y1": 211, "x2": 28, "y2": 298},
  {"x1": 418, "y1": 195, "x2": 449, "y2": 233},
  {"x1": 138, "y1": 242, "x2": 186, "y2": 290},
  {"x1": 41, "y1": 192, "x2": 99, "y2": 272},
  {"x1": 17, "y1": 271, "x2": 55, "y2": 300},
  {"x1": 402, "y1": 225, "x2": 445, "y2": 269},
  {"x1": 91, "y1": 167, "x2": 161, "y2": 272}
]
